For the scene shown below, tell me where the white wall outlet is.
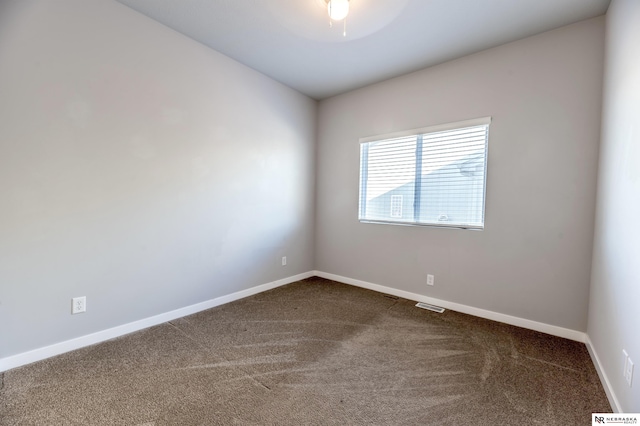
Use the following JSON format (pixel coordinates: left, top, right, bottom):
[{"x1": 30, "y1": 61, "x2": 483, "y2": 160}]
[
  {"x1": 282, "y1": 256, "x2": 287, "y2": 266},
  {"x1": 625, "y1": 358, "x2": 634, "y2": 387},
  {"x1": 623, "y1": 349, "x2": 629, "y2": 377},
  {"x1": 427, "y1": 274, "x2": 434, "y2": 286},
  {"x1": 72, "y1": 296, "x2": 86, "y2": 314}
]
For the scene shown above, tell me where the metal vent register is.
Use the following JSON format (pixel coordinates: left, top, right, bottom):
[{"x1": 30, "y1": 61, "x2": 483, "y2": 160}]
[{"x1": 415, "y1": 302, "x2": 445, "y2": 313}]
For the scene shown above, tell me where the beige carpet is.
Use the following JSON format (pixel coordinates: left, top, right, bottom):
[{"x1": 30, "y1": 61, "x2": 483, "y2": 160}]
[{"x1": 0, "y1": 277, "x2": 610, "y2": 425}]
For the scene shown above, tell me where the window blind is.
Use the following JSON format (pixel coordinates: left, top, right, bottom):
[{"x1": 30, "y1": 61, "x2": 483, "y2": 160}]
[{"x1": 359, "y1": 118, "x2": 490, "y2": 229}]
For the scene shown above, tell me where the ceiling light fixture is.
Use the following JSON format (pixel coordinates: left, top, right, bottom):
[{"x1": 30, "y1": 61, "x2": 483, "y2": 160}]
[
  {"x1": 328, "y1": 0, "x2": 349, "y2": 21},
  {"x1": 327, "y1": 0, "x2": 349, "y2": 36}
]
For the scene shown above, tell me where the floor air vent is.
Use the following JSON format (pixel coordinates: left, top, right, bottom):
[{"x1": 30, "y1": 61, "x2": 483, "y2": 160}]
[{"x1": 415, "y1": 302, "x2": 445, "y2": 313}]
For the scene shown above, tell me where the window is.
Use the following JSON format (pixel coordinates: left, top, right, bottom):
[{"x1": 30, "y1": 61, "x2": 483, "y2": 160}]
[
  {"x1": 390, "y1": 195, "x2": 403, "y2": 218},
  {"x1": 359, "y1": 117, "x2": 490, "y2": 229}
]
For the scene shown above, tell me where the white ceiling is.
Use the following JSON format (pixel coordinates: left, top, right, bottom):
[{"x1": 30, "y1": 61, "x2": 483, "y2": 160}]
[{"x1": 114, "y1": 0, "x2": 610, "y2": 100}]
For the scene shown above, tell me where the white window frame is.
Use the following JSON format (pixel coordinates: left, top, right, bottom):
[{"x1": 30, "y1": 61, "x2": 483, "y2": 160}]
[{"x1": 358, "y1": 117, "x2": 491, "y2": 230}]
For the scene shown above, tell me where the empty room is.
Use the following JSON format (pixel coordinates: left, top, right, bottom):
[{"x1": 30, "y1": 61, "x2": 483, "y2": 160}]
[{"x1": 1, "y1": 0, "x2": 638, "y2": 424}]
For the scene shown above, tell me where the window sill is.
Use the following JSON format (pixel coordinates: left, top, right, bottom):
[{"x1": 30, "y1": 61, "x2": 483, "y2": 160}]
[{"x1": 358, "y1": 219, "x2": 484, "y2": 231}]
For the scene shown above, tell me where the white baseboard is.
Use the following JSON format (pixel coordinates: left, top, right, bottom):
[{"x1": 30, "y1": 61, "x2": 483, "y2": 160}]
[
  {"x1": 0, "y1": 271, "x2": 314, "y2": 373},
  {"x1": 585, "y1": 336, "x2": 621, "y2": 413},
  {"x1": 313, "y1": 270, "x2": 587, "y2": 343}
]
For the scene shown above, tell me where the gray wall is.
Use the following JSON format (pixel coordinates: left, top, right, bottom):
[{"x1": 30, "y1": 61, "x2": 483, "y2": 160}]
[
  {"x1": 316, "y1": 18, "x2": 604, "y2": 332},
  {"x1": 588, "y1": 0, "x2": 640, "y2": 412},
  {"x1": 0, "y1": 0, "x2": 316, "y2": 358}
]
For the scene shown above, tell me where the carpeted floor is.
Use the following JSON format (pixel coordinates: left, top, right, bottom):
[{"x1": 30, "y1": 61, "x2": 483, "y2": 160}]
[{"x1": 0, "y1": 277, "x2": 611, "y2": 425}]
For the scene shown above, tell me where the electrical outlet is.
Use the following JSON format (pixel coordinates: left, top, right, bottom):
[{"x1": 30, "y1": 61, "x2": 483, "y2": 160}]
[
  {"x1": 72, "y1": 296, "x2": 86, "y2": 314},
  {"x1": 427, "y1": 274, "x2": 434, "y2": 286},
  {"x1": 626, "y1": 358, "x2": 634, "y2": 387},
  {"x1": 282, "y1": 256, "x2": 287, "y2": 266},
  {"x1": 624, "y1": 349, "x2": 629, "y2": 377}
]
